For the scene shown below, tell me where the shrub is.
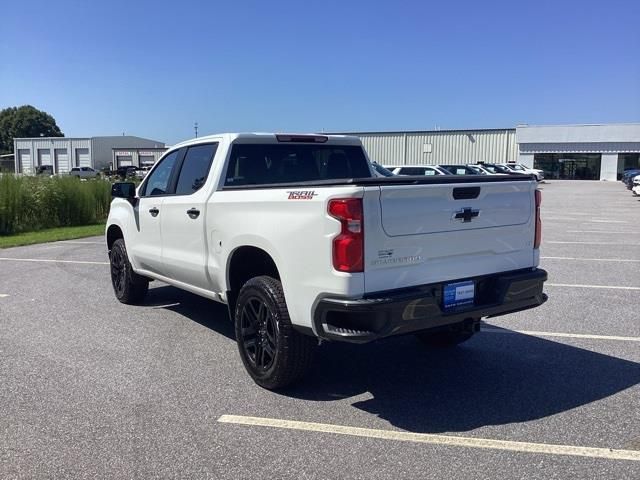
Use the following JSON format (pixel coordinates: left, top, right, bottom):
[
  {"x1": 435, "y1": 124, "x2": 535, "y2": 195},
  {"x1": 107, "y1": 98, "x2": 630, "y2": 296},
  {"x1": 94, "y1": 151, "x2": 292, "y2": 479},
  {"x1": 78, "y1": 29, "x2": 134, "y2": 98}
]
[{"x1": 0, "y1": 174, "x2": 111, "y2": 235}]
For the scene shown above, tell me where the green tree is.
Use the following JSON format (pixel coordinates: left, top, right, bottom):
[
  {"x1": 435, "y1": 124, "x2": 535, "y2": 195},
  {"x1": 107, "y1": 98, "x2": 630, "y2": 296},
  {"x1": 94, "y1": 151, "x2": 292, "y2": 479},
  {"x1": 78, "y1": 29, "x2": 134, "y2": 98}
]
[{"x1": 0, "y1": 105, "x2": 64, "y2": 154}]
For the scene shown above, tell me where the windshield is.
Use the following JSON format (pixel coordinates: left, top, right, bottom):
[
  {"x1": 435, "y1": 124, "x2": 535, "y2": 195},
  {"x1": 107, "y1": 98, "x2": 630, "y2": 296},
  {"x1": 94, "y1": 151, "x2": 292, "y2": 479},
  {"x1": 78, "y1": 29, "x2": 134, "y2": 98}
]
[{"x1": 371, "y1": 163, "x2": 395, "y2": 177}]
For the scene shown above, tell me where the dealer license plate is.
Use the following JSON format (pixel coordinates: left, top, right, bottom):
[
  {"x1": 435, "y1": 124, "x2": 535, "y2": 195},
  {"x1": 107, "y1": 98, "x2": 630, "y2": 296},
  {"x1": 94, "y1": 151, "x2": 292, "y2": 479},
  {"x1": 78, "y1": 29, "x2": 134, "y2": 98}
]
[{"x1": 443, "y1": 280, "x2": 475, "y2": 310}]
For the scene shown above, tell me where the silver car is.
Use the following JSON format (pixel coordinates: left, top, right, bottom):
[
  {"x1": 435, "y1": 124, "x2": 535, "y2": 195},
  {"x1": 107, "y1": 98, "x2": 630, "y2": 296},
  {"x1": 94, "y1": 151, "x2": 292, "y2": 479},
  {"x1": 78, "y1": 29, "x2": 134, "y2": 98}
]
[{"x1": 69, "y1": 167, "x2": 100, "y2": 178}]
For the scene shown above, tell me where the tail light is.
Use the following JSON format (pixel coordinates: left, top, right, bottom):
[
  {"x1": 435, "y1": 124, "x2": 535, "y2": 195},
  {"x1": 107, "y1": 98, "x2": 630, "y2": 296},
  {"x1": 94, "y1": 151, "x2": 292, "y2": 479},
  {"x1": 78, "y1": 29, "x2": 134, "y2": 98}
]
[
  {"x1": 534, "y1": 189, "x2": 542, "y2": 249},
  {"x1": 328, "y1": 198, "x2": 364, "y2": 272}
]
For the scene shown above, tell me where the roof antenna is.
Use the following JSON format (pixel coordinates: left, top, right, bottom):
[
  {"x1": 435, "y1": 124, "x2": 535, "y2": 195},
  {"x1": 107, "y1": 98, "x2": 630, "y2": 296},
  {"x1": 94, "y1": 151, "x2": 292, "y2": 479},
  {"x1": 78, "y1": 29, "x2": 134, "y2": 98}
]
[{"x1": 194, "y1": 121, "x2": 198, "y2": 138}]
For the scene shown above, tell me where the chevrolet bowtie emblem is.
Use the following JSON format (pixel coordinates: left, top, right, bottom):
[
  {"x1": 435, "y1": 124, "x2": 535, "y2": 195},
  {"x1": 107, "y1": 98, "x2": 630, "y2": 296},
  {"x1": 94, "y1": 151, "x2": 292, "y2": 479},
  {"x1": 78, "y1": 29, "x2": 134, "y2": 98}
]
[{"x1": 454, "y1": 207, "x2": 480, "y2": 223}]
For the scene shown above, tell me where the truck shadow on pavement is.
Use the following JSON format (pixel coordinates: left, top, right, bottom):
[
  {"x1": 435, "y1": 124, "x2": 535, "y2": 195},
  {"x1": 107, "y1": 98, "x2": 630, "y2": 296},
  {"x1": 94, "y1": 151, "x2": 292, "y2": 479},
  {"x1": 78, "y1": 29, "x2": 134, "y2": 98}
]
[
  {"x1": 142, "y1": 285, "x2": 640, "y2": 435},
  {"x1": 143, "y1": 285, "x2": 235, "y2": 340},
  {"x1": 286, "y1": 329, "x2": 640, "y2": 434}
]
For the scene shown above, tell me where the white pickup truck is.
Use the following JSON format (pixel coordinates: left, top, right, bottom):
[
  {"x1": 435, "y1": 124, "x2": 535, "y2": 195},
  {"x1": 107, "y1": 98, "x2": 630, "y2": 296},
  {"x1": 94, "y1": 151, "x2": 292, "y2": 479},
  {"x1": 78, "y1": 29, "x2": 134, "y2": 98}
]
[{"x1": 106, "y1": 133, "x2": 547, "y2": 389}]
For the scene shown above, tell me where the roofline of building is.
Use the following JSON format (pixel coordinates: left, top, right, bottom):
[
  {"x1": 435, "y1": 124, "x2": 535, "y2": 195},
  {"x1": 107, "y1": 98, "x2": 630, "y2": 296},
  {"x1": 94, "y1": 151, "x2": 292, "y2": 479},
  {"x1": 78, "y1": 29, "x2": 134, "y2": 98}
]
[
  {"x1": 517, "y1": 122, "x2": 640, "y2": 128},
  {"x1": 327, "y1": 127, "x2": 516, "y2": 135},
  {"x1": 13, "y1": 135, "x2": 165, "y2": 143}
]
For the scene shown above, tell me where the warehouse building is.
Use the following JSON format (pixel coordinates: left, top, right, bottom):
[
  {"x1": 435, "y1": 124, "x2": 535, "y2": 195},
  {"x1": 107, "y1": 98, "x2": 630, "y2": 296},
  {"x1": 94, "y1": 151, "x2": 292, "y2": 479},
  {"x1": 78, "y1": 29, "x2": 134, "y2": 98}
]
[
  {"x1": 516, "y1": 123, "x2": 640, "y2": 181},
  {"x1": 13, "y1": 136, "x2": 165, "y2": 175},
  {"x1": 112, "y1": 147, "x2": 167, "y2": 169},
  {"x1": 351, "y1": 128, "x2": 517, "y2": 167},
  {"x1": 346, "y1": 123, "x2": 640, "y2": 180}
]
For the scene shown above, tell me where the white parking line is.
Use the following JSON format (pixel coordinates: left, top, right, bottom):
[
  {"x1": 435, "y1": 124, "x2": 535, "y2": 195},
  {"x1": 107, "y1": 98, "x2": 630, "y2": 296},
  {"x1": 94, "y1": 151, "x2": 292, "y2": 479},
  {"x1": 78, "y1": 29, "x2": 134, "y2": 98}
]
[
  {"x1": 547, "y1": 241, "x2": 640, "y2": 246},
  {"x1": 541, "y1": 256, "x2": 640, "y2": 262},
  {"x1": 589, "y1": 219, "x2": 629, "y2": 224},
  {"x1": 566, "y1": 230, "x2": 640, "y2": 234},
  {"x1": 547, "y1": 283, "x2": 640, "y2": 291},
  {"x1": 0, "y1": 257, "x2": 108, "y2": 265},
  {"x1": 482, "y1": 328, "x2": 640, "y2": 343},
  {"x1": 217, "y1": 415, "x2": 640, "y2": 462},
  {"x1": 0, "y1": 294, "x2": 9, "y2": 298}
]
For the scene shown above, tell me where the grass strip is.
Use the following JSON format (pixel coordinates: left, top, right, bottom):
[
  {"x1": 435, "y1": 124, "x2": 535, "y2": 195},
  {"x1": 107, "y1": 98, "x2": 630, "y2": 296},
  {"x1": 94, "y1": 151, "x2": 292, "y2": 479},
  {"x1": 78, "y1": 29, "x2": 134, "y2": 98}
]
[{"x1": 0, "y1": 224, "x2": 105, "y2": 249}]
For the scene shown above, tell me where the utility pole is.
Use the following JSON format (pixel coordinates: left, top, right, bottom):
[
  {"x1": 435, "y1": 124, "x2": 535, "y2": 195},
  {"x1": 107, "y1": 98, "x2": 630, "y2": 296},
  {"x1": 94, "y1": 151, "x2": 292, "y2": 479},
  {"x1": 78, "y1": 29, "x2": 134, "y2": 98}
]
[{"x1": 194, "y1": 122, "x2": 198, "y2": 138}]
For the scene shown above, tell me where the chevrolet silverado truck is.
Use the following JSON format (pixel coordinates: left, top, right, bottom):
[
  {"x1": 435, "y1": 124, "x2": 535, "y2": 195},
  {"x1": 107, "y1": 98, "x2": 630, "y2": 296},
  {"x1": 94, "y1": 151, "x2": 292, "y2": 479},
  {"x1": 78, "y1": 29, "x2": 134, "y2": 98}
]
[{"x1": 106, "y1": 133, "x2": 547, "y2": 389}]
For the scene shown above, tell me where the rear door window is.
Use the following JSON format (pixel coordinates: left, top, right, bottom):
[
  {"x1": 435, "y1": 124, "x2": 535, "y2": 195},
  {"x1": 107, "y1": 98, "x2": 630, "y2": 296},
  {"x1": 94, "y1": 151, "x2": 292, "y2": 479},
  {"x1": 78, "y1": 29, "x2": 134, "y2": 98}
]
[{"x1": 175, "y1": 144, "x2": 218, "y2": 195}]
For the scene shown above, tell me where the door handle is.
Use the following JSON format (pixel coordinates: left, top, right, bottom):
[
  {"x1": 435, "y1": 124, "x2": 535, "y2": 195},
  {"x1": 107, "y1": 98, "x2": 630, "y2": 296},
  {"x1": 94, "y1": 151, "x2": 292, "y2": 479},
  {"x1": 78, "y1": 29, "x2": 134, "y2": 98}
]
[
  {"x1": 149, "y1": 207, "x2": 159, "y2": 217},
  {"x1": 187, "y1": 208, "x2": 200, "y2": 219}
]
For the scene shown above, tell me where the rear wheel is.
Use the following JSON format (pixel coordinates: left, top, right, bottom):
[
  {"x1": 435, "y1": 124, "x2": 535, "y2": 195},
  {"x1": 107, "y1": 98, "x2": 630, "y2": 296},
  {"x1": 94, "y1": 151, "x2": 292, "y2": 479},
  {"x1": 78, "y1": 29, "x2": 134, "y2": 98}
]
[
  {"x1": 109, "y1": 238, "x2": 149, "y2": 304},
  {"x1": 415, "y1": 319, "x2": 479, "y2": 347},
  {"x1": 235, "y1": 276, "x2": 316, "y2": 390}
]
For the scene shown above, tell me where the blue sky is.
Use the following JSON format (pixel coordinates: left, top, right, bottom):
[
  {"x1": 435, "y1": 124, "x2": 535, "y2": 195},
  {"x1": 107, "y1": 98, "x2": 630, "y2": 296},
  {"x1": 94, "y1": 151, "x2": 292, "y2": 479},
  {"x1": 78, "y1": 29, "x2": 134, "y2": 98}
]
[{"x1": 1, "y1": 0, "x2": 638, "y2": 145}]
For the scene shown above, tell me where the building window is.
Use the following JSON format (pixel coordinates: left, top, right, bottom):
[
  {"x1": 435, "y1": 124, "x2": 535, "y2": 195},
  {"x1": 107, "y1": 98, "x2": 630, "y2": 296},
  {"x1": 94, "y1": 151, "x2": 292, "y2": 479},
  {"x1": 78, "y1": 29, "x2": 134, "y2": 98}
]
[
  {"x1": 534, "y1": 153, "x2": 602, "y2": 180},
  {"x1": 619, "y1": 153, "x2": 640, "y2": 171}
]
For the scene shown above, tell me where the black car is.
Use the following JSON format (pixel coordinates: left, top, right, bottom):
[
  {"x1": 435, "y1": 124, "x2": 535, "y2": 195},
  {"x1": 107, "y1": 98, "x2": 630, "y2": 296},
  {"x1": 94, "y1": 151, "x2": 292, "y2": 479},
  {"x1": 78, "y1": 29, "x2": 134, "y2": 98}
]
[
  {"x1": 622, "y1": 169, "x2": 640, "y2": 189},
  {"x1": 476, "y1": 163, "x2": 516, "y2": 175},
  {"x1": 437, "y1": 165, "x2": 478, "y2": 175},
  {"x1": 35, "y1": 165, "x2": 54, "y2": 176}
]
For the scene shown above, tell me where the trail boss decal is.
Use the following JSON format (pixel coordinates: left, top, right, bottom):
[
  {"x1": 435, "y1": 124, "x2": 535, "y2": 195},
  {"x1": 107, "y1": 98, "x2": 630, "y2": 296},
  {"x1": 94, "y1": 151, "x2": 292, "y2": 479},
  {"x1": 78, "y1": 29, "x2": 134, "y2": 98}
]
[{"x1": 287, "y1": 190, "x2": 318, "y2": 200}]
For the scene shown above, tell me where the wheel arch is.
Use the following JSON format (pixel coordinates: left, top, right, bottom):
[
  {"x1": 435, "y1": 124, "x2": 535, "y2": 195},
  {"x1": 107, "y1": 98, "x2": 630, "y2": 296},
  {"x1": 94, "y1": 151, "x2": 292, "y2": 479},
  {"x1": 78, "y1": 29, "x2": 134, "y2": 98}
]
[
  {"x1": 226, "y1": 245, "x2": 281, "y2": 319},
  {"x1": 106, "y1": 224, "x2": 124, "y2": 251}
]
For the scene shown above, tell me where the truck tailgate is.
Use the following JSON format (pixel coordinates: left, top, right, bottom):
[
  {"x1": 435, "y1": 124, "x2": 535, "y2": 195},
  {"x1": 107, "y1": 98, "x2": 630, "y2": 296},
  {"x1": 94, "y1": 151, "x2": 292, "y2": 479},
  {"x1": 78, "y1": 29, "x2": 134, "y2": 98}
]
[{"x1": 363, "y1": 179, "x2": 537, "y2": 293}]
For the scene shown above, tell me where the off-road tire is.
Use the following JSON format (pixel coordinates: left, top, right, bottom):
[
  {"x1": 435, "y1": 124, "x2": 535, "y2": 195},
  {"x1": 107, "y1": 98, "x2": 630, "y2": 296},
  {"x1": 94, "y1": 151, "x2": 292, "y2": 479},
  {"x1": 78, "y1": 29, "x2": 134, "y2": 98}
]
[
  {"x1": 109, "y1": 238, "x2": 149, "y2": 304},
  {"x1": 235, "y1": 275, "x2": 316, "y2": 390}
]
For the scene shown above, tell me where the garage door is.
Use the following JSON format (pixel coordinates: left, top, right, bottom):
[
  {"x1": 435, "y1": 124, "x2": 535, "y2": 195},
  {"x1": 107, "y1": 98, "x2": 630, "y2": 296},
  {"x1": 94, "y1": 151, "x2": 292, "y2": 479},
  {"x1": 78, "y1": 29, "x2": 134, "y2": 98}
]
[
  {"x1": 18, "y1": 149, "x2": 31, "y2": 174},
  {"x1": 117, "y1": 156, "x2": 133, "y2": 167},
  {"x1": 55, "y1": 149, "x2": 69, "y2": 174},
  {"x1": 76, "y1": 148, "x2": 90, "y2": 167},
  {"x1": 139, "y1": 155, "x2": 155, "y2": 166},
  {"x1": 38, "y1": 149, "x2": 52, "y2": 166}
]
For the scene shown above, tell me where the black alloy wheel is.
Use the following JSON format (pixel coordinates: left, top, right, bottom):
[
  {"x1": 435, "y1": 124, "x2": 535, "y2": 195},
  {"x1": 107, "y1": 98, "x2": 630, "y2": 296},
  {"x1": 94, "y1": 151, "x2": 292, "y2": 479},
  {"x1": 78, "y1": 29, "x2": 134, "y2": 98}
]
[
  {"x1": 240, "y1": 296, "x2": 279, "y2": 371},
  {"x1": 234, "y1": 276, "x2": 316, "y2": 390},
  {"x1": 109, "y1": 238, "x2": 149, "y2": 304}
]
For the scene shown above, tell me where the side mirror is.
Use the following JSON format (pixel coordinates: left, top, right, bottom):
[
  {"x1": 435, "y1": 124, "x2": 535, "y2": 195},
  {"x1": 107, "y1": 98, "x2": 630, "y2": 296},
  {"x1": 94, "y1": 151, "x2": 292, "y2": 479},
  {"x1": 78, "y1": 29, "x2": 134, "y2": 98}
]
[{"x1": 111, "y1": 182, "x2": 136, "y2": 200}]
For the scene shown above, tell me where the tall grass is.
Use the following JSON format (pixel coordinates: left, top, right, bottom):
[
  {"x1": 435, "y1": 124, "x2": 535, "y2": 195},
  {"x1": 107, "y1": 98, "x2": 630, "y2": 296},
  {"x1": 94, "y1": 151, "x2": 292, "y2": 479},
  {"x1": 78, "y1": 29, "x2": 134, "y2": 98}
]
[{"x1": 0, "y1": 175, "x2": 111, "y2": 235}]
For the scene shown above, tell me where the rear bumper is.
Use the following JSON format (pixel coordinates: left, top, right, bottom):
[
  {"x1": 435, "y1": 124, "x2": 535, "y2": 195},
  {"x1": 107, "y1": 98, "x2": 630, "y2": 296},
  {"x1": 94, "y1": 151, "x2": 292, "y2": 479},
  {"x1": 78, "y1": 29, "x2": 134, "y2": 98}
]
[{"x1": 312, "y1": 268, "x2": 547, "y2": 343}]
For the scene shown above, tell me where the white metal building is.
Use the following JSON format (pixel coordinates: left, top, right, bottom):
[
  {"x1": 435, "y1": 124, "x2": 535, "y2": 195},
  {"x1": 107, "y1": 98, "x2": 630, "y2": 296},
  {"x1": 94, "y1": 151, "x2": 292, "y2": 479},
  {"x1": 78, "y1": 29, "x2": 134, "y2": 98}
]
[
  {"x1": 13, "y1": 136, "x2": 165, "y2": 175},
  {"x1": 346, "y1": 128, "x2": 517, "y2": 167},
  {"x1": 112, "y1": 147, "x2": 167, "y2": 169},
  {"x1": 517, "y1": 123, "x2": 640, "y2": 181},
  {"x1": 344, "y1": 123, "x2": 640, "y2": 180}
]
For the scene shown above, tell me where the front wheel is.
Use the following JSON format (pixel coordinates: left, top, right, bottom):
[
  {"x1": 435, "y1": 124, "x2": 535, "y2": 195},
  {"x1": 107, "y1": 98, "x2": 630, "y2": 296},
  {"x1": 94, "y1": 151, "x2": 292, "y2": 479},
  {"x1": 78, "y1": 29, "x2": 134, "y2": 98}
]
[
  {"x1": 235, "y1": 276, "x2": 316, "y2": 390},
  {"x1": 109, "y1": 238, "x2": 149, "y2": 304}
]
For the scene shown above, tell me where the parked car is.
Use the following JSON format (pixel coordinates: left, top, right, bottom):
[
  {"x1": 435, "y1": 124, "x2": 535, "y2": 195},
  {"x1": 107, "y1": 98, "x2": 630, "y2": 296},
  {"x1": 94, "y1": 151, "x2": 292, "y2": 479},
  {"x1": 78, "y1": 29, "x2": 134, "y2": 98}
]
[
  {"x1": 466, "y1": 164, "x2": 502, "y2": 175},
  {"x1": 632, "y1": 175, "x2": 640, "y2": 195},
  {"x1": 35, "y1": 165, "x2": 54, "y2": 176},
  {"x1": 371, "y1": 162, "x2": 394, "y2": 177},
  {"x1": 117, "y1": 165, "x2": 138, "y2": 179},
  {"x1": 622, "y1": 169, "x2": 640, "y2": 189},
  {"x1": 70, "y1": 167, "x2": 100, "y2": 178},
  {"x1": 501, "y1": 163, "x2": 545, "y2": 181},
  {"x1": 473, "y1": 163, "x2": 515, "y2": 175},
  {"x1": 106, "y1": 132, "x2": 547, "y2": 389},
  {"x1": 437, "y1": 165, "x2": 478, "y2": 175},
  {"x1": 384, "y1": 165, "x2": 449, "y2": 176}
]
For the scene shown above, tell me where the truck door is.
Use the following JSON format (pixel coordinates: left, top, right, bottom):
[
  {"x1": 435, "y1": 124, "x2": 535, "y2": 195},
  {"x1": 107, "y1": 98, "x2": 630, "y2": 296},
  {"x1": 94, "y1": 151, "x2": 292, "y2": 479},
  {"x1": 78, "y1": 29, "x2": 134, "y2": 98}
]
[
  {"x1": 160, "y1": 143, "x2": 219, "y2": 291},
  {"x1": 129, "y1": 149, "x2": 182, "y2": 274}
]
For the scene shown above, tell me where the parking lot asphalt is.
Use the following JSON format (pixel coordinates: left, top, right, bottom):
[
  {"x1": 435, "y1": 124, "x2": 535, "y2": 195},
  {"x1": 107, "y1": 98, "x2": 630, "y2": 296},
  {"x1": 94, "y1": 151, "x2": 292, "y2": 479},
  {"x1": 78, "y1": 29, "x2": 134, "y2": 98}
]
[{"x1": 1, "y1": 180, "x2": 639, "y2": 479}]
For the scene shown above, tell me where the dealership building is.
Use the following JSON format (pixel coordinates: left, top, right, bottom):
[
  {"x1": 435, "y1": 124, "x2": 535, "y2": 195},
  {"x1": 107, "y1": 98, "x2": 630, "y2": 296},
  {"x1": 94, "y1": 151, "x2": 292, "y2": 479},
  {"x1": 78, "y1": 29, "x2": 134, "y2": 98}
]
[
  {"x1": 13, "y1": 135, "x2": 165, "y2": 174},
  {"x1": 349, "y1": 123, "x2": 640, "y2": 181}
]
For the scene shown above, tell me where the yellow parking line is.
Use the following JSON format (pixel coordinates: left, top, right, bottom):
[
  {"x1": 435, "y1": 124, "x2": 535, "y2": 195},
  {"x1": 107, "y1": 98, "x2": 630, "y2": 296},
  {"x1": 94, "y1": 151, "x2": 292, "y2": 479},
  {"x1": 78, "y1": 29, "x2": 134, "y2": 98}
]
[{"x1": 218, "y1": 415, "x2": 640, "y2": 462}]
